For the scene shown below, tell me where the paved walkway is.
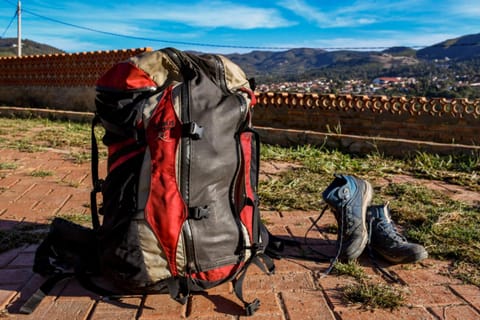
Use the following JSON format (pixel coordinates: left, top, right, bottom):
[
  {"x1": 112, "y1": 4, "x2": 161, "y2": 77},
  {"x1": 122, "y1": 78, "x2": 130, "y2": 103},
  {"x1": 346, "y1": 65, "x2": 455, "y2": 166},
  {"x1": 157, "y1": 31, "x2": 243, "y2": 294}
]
[{"x1": 1, "y1": 148, "x2": 479, "y2": 319}]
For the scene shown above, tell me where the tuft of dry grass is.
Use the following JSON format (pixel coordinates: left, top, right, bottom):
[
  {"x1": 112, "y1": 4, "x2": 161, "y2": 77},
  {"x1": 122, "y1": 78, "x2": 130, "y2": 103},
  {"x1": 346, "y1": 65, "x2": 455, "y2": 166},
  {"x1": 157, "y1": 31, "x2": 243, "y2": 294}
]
[{"x1": 343, "y1": 281, "x2": 407, "y2": 310}]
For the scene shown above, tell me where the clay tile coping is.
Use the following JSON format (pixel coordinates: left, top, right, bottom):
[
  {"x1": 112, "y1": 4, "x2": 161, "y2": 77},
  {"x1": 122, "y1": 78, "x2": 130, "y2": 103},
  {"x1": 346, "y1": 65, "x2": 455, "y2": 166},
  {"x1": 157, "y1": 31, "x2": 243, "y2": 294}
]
[{"x1": 0, "y1": 47, "x2": 152, "y2": 60}]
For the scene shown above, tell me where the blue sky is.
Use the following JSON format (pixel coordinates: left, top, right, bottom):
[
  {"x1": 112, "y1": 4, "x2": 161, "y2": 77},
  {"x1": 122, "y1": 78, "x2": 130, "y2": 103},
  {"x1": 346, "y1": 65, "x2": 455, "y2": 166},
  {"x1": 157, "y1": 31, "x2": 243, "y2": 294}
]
[{"x1": 1, "y1": 0, "x2": 479, "y2": 54}]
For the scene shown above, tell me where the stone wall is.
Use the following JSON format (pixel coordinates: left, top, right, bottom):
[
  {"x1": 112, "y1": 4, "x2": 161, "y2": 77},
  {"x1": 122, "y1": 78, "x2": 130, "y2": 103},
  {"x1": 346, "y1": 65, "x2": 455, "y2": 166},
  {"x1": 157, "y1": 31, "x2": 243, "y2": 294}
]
[
  {"x1": 0, "y1": 48, "x2": 152, "y2": 112},
  {"x1": 253, "y1": 92, "x2": 480, "y2": 146}
]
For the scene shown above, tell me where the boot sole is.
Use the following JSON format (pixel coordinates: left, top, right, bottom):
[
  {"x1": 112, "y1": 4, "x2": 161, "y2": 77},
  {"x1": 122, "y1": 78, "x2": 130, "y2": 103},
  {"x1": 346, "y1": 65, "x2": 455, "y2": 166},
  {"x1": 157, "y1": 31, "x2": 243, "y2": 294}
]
[{"x1": 375, "y1": 247, "x2": 429, "y2": 264}]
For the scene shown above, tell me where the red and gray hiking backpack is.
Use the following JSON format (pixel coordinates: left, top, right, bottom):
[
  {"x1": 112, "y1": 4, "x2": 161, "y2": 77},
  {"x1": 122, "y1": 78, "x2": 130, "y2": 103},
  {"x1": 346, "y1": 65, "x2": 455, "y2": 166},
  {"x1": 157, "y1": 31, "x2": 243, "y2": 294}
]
[{"x1": 26, "y1": 48, "x2": 277, "y2": 316}]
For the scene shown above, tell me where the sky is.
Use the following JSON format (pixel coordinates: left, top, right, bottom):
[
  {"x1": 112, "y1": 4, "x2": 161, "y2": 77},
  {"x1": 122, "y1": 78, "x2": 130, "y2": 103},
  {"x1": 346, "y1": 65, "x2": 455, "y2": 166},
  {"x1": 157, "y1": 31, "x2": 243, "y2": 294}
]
[{"x1": 1, "y1": 0, "x2": 479, "y2": 54}]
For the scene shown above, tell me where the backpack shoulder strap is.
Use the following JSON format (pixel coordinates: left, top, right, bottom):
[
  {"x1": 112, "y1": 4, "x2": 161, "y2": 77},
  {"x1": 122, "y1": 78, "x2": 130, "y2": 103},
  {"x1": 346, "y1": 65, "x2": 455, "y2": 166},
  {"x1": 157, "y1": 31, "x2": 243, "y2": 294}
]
[
  {"x1": 20, "y1": 273, "x2": 74, "y2": 314},
  {"x1": 90, "y1": 114, "x2": 102, "y2": 230}
]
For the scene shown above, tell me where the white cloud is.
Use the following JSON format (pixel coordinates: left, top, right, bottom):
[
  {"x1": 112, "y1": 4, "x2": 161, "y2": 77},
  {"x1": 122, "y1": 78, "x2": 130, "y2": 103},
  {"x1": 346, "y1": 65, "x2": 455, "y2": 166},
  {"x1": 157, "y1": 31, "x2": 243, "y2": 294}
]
[
  {"x1": 301, "y1": 32, "x2": 462, "y2": 51},
  {"x1": 18, "y1": 1, "x2": 215, "y2": 51},
  {"x1": 118, "y1": 1, "x2": 295, "y2": 29},
  {"x1": 445, "y1": 0, "x2": 480, "y2": 17},
  {"x1": 277, "y1": 0, "x2": 329, "y2": 25},
  {"x1": 32, "y1": 0, "x2": 294, "y2": 31},
  {"x1": 250, "y1": 26, "x2": 460, "y2": 53},
  {"x1": 10, "y1": 0, "x2": 478, "y2": 53},
  {"x1": 16, "y1": 0, "x2": 296, "y2": 52},
  {"x1": 277, "y1": 0, "x2": 378, "y2": 28}
]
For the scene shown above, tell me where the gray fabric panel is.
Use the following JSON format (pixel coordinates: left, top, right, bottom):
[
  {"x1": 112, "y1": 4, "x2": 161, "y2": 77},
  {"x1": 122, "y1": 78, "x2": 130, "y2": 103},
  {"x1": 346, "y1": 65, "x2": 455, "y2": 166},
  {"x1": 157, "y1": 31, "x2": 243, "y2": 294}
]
[
  {"x1": 186, "y1": 67, "x2": 250, "y2": 270},
  {"x1": 137, "y1": 148, "x2": 151, "y2": 212}
]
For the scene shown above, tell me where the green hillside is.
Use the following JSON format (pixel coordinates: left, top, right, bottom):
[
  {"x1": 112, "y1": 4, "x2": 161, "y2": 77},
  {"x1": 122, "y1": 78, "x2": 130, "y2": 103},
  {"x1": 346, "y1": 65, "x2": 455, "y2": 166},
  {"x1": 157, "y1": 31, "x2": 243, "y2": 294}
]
[{"x1": 0, "y1": 38, "x2": 64, "y2": 57}]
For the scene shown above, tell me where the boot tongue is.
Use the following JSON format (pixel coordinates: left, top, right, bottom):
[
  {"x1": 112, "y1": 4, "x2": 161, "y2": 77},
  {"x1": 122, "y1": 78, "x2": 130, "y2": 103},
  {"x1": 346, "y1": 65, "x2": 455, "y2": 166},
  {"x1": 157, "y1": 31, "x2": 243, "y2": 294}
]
[
  {"x1": 380, "y1": 203, "x2": 392, "y2": 224},
  {"x1": 344, "y1": 176, "x2": 357, "y2": 195}
]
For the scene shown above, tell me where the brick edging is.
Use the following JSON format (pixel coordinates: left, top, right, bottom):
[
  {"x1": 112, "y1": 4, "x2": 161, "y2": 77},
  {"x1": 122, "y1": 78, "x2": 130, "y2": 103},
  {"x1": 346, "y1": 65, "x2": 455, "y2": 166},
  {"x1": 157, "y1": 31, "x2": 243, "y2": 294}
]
[
  {"x1": 0, "y1": 106, "x2": 94, "y2": 122},
  {"x1": 256, "y1": 126, "x2": 480, "y2": 156}
]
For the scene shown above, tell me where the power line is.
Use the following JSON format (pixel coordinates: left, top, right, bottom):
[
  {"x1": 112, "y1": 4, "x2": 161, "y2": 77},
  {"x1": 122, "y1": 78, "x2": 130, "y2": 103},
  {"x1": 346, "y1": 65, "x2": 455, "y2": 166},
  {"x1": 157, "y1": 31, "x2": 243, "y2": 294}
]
[
  {"x1": 2, "y1": 0, "x2": 479, "y2": 51},
  {"x1": 9, "y1": 5, "x2": 429, "y2": 51},
  {"x1": 1, "y1": 8, "x2": 17, "y2": 38},
  {"x1": 18, "y1": 5, "x2": 297, "y2": 50},
  {"x1": 0, "y1": 0, "x2": 425, "y2": 51}
]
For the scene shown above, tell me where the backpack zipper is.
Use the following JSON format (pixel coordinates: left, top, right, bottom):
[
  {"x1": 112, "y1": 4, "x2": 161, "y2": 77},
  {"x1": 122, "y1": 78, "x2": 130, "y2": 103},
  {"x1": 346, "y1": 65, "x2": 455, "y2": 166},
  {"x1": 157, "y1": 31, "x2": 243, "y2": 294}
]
[
  {"x1": 212, "y1": 54, "x2": 253, "y2": 264},
  {"x1": 163, "y1": 48, "x2": 199, "y2": 274}
]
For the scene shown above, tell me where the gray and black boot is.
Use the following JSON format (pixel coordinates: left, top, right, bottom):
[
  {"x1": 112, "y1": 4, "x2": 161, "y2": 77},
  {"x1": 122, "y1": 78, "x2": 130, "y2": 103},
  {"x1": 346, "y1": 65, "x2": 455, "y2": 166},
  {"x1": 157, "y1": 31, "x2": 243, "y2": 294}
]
[
  {"x1": 367, "y1": 203, "x2": 428, "y2": 264},
  {"x1": 322, "y1": 174, "x2": 373, "y2": 261}
]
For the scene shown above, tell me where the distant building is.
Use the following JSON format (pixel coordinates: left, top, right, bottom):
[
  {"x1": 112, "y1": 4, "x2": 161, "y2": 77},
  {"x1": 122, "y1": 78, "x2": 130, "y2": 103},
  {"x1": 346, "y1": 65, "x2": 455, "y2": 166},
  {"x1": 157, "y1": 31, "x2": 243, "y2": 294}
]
[{"x1": 372, "y1": 77, "x2": 402, "y2": 85}]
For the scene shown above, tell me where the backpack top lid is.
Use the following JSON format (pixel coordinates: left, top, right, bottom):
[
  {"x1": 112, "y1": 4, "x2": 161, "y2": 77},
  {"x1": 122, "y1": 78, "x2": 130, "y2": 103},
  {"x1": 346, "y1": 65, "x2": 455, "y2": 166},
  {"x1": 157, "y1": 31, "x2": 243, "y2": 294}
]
[
  {"x1": 96, "y1": 48, "x2": 252, "y2": 94},
  {"x1": 96, "y1": 50, "x2": 182, "y2": 92}
]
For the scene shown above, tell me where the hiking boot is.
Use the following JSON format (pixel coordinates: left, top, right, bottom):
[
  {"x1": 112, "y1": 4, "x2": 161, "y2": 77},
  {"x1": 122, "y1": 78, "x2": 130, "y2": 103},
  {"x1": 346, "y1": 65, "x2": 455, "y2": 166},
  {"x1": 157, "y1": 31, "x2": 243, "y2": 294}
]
[
  {"x1": 367, "y1": 203, "x2": 428, "y2": 264},
  {"x1": 322, "y1": 174, "x2": 373, "y2": 260}
]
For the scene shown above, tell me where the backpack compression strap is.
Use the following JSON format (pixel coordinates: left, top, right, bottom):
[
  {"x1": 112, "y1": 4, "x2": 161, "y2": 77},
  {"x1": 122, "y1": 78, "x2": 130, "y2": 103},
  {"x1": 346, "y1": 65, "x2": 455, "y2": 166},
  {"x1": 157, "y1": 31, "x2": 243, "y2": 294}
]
[
  {"x1": 232, "y1": 253, "x2": 275, "y2": 316},
  {"x1": 90, "y1": 115, "x2": 102, "y2": 230}
]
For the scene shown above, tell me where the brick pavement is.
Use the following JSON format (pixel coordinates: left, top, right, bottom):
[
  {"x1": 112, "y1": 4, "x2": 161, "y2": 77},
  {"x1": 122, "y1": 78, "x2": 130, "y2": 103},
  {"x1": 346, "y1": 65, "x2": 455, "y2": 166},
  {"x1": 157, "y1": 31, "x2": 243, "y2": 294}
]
[{"x1": 1, "y1": 148, "x2": 479, "y2": 319}]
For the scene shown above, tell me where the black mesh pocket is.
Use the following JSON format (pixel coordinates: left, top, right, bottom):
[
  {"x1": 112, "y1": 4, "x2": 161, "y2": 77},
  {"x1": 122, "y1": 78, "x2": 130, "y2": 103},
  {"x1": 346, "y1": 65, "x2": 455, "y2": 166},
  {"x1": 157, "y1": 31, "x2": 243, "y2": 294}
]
[{"x1": 97, "y1": 151, "x2": 145, "y2": 279}]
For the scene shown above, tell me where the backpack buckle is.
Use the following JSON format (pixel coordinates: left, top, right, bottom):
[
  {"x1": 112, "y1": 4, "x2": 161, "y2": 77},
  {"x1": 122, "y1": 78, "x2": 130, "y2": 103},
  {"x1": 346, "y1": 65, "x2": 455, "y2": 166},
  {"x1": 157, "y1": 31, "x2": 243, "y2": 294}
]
[
  {"x1": 182, "y1": 122, "x2": 204, "y2": 140},
  {"x1": 245, "y1": 298, "x2": 260, "y2": 316},
  {"x1": 188, "y1": 206, "x2": 209, "y2": 220}
]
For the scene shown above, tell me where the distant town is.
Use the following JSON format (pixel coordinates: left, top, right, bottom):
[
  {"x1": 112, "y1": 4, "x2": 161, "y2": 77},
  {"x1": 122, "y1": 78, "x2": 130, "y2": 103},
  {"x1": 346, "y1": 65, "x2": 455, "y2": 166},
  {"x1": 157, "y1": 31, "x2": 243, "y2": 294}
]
[
  {"x1": 257, "y1": 75, "x2": 480, "y2": 98},
  {"x1": 257, "y1": 77, "x2": 413, "y2": 94}
]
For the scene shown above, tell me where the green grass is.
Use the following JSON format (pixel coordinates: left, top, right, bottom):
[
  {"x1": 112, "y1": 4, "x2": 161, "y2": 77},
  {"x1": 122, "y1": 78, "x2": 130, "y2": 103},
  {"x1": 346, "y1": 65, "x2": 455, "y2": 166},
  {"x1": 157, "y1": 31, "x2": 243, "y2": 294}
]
[
  {"x1": 260, "y1": 144, "x2": 479, "y2": 190},
  {"x1": 343, "y1": 281, "x2": 406, "y2": 310},
  {"x1": 333, "y1": 261, "x2": 367, "y2": 281},
  {"x1": 0, "y1": 162, "x2": 18, "y2": 170},
  {"x1": 30, "y1": 170, "x2": 53, "y2": 177},
  {"x1": 0, "y1": 214, "x2": 92, "y2": 255},
  {"x1": 0, "y1": 223, "x2": 48, "y2": 253},
  {"x1": 55, "y1": 213, "x2": 92, "y2": 226},
  {"x1": 333, "y1": 261, "x2": 407, "y2": 309},
  {"x1": 0, "y1": 117, "x2": 105, "y2": 161},
  {"x1": 260, "y1": 143, "x2": 480, "y2": 287},
  {"x1": 1, "y1": 116, "x2": 479, "y2": 289},
  {"x1": 409, "y1": 151, "x2": 480, "y2": 188},
  {"x1": 381, "y1": 182, "x2": 480, "y2": 278}
]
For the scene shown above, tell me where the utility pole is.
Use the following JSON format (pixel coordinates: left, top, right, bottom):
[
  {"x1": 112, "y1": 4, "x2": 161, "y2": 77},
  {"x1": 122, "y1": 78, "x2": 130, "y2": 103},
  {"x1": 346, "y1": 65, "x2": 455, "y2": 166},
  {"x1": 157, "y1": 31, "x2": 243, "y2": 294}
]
[{"x1": 17, "y1": 0, "x2": 21, "y2": 57}]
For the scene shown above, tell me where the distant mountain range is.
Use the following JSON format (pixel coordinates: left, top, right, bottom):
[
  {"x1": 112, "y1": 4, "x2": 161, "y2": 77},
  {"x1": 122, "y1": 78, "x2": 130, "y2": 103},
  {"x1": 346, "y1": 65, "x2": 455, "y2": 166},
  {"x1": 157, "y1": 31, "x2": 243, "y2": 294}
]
[
  {"x1": 224, "y1": 33, "x2": 480, "y2": 81},
  {"x1": 1, "y1": 33, "x2": 480, "y2": 82}
]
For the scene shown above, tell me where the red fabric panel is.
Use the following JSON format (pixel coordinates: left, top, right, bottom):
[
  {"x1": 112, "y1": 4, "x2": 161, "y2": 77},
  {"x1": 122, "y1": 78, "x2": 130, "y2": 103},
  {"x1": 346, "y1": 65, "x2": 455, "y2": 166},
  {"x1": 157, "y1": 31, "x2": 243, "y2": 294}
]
[
  {"x1": 145, "y1": 86, "x2": 186, "y2": 276},
  {"x1": 190, "y1": 263, "x2": 241, "y2": 282},
  {"x1": 107, "y1": 138, "x2": 145, "y2": 172},
  {"x1": 96, "y1": 62, "x2": 157, "y2": 90},
  {"x1": 240, "y1": 132, "x2": 254, "y2": 242},
  {"x1": 108, "y1": 137, "x2": 137, "y2": 156},
  {"x1": 238, "y1": 87, "x2": 257, "y2": 107},
  {"x1": 108, "y1": 148, "x2": 145, "y2": 173}
]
